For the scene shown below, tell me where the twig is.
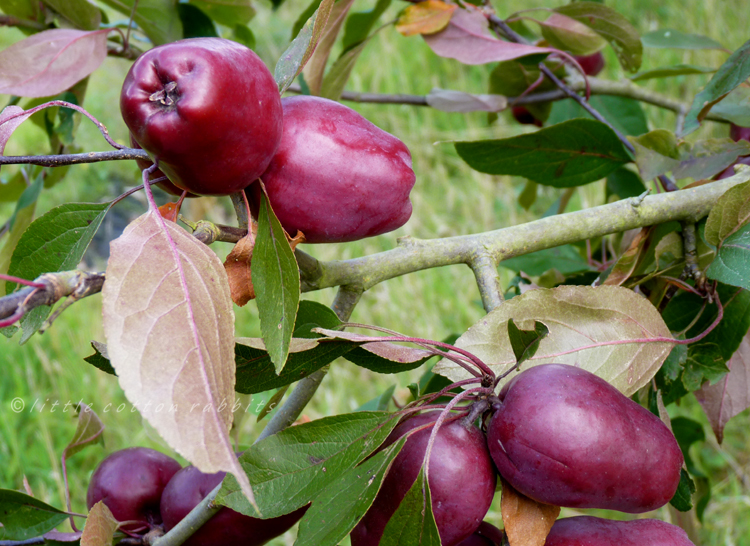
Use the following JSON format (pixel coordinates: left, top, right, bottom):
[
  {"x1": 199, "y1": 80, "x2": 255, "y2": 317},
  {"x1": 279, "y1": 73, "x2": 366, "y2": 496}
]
[
  {"x1": 0, "y1": 15, "x2": 46, "y2": 30},
  {"x1": 469, "y1": 253, "x2": 504, "y2": 312},
  {"x1": 0, "y1": 148, "x2": 149, "y2": 167}
]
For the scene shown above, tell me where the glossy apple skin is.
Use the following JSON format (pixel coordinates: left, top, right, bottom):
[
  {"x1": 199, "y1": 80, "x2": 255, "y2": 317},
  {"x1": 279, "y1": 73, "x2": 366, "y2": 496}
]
[
  {"x1": 160, "y1": 466, "x2": 307, "y2": 546},
  {"x1": 457, "y1": 521, "x2": 504, "y2": 546},
  {"x1": 86, "y1": 447, "x2": 182, "y2": 528},
  {"x1": 350, "y1": 411, "x2": 497, "y2": 546},
  {"x1": 511, "y1": 106, "x2": 543, "y2": 127},
  {"x1": 730, "y1": 124, "x2": 750, "y2": 142},
  {"x1": 715, "y1": 155, "x2": 750, "y2": 179},
  {"x1": 121, "y1": 38, "x2": 282, "y2": 196},
  {"x1": 544, "y1": 516, "x2": 695, "y2": 546},
  {"x1": 487, "y1": 364, "x2": 683, "y2": 513},
  {"x1": 129, "y1": 134, "x2": 197, "y2": 198},
  {"x1": 574, "y1": 52, "x2": 605, "y2": 76},
  {"x1": 252, "y1": 95, "x2": 415, "y2": 243}
]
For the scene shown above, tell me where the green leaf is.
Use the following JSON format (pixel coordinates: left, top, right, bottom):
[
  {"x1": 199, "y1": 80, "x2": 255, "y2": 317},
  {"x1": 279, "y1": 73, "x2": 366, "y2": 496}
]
[
  {"x1": 683, "y1": 38, "x2": 750, "y2": 136},
  {"x1": 341, "y1": 0, "x2": 391, "y2": 50},
  {"x1": 669, "y1": 468, "x2": 696, "y2": 511},
  {"x1": 189, "y1": 0, "x2": 255, "y2": 26},
  {"x1": 704, "y1": 180, "x2": 750, "y2": 247},
  {"x1": 291, "y1": 0, "x2": 321, "y2": 39},
  {"x1": 537, "y1": 13, "x2": 606, "y2": 56},
  {"x1": 655, "y1": 343, "x2": 688, "y2": 405},
  {"x1": 673, "y1": 139, "x2": 750, "y2": 181},
  {"x1": 97, "y1": 0, "x2": 182, "y2": 45},
  {"x1": 7, "y1": 173, "x2": 42, "y2": 231},
  {"x1": 641, "y1": 29, "x2": 724, "y2": 50},
  {"x1": 489, "y1": 61, "x2": 557, "y2": 122},
  {"x1": 671, "y1": 416, "x2": 705, "y2": 475},
  {"x1": 500, "y1": 245, "x2": 591, "y2": 276},
  {"x1": 455, "y1": 119, "x2": 631, "y2": 188},
  {"x1": 343, "y1": 345, "x2": 434, "y2": 374},
  {"x1": 0, "y1": 489, "x2": 68, "y2": 541},
  {"x1": 274, "y1": 0, "x2": 335, "y2": 94},
  {"x1": 177, "y1": 3, "x2": 218, "y2": 38},
  {"x1": 0, "y1": 172, "x2": 26, "y2": 203},
  {"x1": 630, "y1": 64, "x2": 715, "y2": 82},
  {"x1": 234, "y1": 338, "x2": 355, "y2": 394},
  {"x1": 6, "y1": 202, "x2": 110, "y2": 295},
  {"x1": 357, "y1": 384, "x2": 396, "y2": 412},
  {"x1": 231, "y1": 24, "x2": 255, "y2": 50},
  {"x1": 507, "y1": 318, "x2": 549, "y2": 366},
  {"x1": 215, "y1": 411, "x2": 402, "y2": 518},
  {"x1": 295, "y1": 438, "x2": 406, "y2": 546},
  {"x1": 554, "y1": 2, "x2": 642, "y2": 72},
  {"x1": 709, "y1": 87, "x2": 750, "y2": 127},
  {"x1": 606, "y1": 167, "x2": 646, "y2": 199},
  {"x1": 0, "y1": 195, "x2": 35, "y2": 299},
  {"x1": 254, "y1": 191, "x2": 301, "y2": 373},
  {"x1": 83, "y1": 341, "x2": 116, "y2": 375},
  {"x1": 256, "y1": 385, "x2": 288, "y2": 422},
  {"x1": 380, "y1": 467, "x2": 440, "y2": 546},
  {"x1": 629, "y1": 129, "x2": 680, "y2": 181},
  {"x1": 320, "y1": 39, "x2": 369, "y2": 100},
  {"x1": 707, "y1": 225, "x2": 750, "y2": 290},
  {"x1": 42, "y1": 0, "x2": 101, "y2": 30},
  {"x1": 548, "y1": 95, "x2": 648, "y2": 138},
  {"x1": 0, "y1": 0, "x2": 41, "y2": 21}
]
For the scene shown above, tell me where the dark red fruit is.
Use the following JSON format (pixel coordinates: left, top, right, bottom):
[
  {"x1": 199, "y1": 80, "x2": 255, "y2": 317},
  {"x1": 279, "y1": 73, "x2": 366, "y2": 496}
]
[
  {"x1": 121, "y1": 37, "x2": 282, "y2": 196},
  {"x1": 544, "y1": 516, "x2": 696, "y2": 545},
  {"x1": 715, "y1": 155, "x2": 750, "y2": 179},
  {"x1": 487, "y1": 364, "x2": 683, "y2": 513},
  {"x1": 129, "y1": 134, "x2": 197, "y2": 198},
  {"x1": 350, "y1": 411, "x2": 497, "y2": 546},
  {"x1": 730, "y1": 124, "x2": 750, "y2": 142},
  {"x1": 511, "y1": 106, "x2": 543, "y2": 127},
  {"x1": 457, "y1": 522, "x2": 504, "y2": 546},
  {"x1": 160, "y1": 466, "x2": 307, "y2": 546},
  {"x1": 574, "y1": 52, "x2": 605, "y2": 77},
  {"x1": 251, "y1": 95, "x2": 415, "y2": 243},
  {"x1": 86, "y1": 447, "x2": 181, "y2": 528}
]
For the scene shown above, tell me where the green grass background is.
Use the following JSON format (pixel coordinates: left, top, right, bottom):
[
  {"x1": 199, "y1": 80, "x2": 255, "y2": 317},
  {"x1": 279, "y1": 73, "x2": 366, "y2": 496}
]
[{"x1": 1, "y1": 1, "x2": 749, "y2": 544}]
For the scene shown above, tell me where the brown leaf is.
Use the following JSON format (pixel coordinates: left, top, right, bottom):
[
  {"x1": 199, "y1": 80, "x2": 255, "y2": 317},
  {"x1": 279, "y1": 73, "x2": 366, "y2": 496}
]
[
  {"x1": 224, "y1": 228, "x2": 257, "y2": 307},
  {"x1": 80, "y1": 501, "x2": 118, "y2": 546},
  {"x1": 695, "y1": 334, "x2": 750, "y2": 443},
  {"x1": 396, "y1": 0, "x2": 457, "y2": 37},
  {"x1": 302, "y1": 0, "x2": 356, "y2": 95},
  {"x1": 1, "y1": 106, "x2": 33, "y2": 173},
  {"x1": 287, "y1": 230, "x2": 306, "y2": 249},
  {"x1": 603, "y1": 227, "x2": 652, "y2": 286},
  {"x1": 434, "y1": 285, "x2": 674, "y2": 396},
  {"x1": 62, "y1": 403, "x2": 104, "y2": 460},
  {"x1": 501, "y1": 478, "x2": 559, "y2": 546},
  {"x1": 423, "y1": 8, "x2": 558, "y2": 65},
  {"x1": 158, "y1": 202, "x2": 179, "y2": 222},
  {"x1": 0, "y1": 29, "x2": 109, "y2": 98},
  {"x1": 101, "y1": 209, "x2": 256, "y2": 508}
]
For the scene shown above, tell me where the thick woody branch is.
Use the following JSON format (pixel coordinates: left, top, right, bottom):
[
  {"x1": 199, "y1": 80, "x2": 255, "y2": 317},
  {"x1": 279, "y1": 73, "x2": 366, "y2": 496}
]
[{"x1": 1, "y1": 177, "x2": 744, "y2": 329}]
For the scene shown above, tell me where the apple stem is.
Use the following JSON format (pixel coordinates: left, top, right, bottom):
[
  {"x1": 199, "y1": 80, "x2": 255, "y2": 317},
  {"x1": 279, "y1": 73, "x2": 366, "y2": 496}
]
[{"x1": 149, "y1": 81, "x2": 179, "y2": 107}]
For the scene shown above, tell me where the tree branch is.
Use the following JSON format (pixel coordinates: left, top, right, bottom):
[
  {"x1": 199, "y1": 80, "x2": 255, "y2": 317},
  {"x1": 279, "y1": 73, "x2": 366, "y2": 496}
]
[
  {"x1": 0, "y1": 148, "x2": 149, "y2": 167},
  {"x1": 2, "y1": 177, "x2": 746, "y2": 325},
  {"x1": 469, "y1": 253, "x2": 504, "y2": 312}
]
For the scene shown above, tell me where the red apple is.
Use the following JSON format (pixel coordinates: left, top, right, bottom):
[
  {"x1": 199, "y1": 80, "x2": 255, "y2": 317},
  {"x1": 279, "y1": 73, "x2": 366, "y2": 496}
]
[
  {"x1": 86, "y1": 447, "x2": 182, "y2": 529},
  {"x1": 511, "y1": 106, "x2": 543, "y2": 127},
  {"x1": 121, "y1": 38, "x2": 282, "y2": 196},
  {"x1": 160, "y1": 466, "x2": 307, "y2": 546},
  {"x1": 574, "y1": 52, "x2": 605, "y2": 77},
  {"x1": 487, "y1": 364, "x2": 683, "y2": 513},
  {"x1": 129, "y1": 134, "x2": 197, "y2": 198},
  {"x1": 729, "y1": 124, "x2": 750, "y2": 142},
  {"x1": 251, "y1": 95, "x2": 415, "y2": 243},
  {"x1": 350, "y1": 411, "x2": 496, "y2": 546},
  {"x1": 544, "y1": 516, "x2": 695, "y2": 545}
]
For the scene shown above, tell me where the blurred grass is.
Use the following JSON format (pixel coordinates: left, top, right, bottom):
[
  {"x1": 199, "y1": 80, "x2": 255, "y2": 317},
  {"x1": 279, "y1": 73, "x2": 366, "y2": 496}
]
[{"x1": 1, "y1": 0, "x2": 749, "y2": 544}]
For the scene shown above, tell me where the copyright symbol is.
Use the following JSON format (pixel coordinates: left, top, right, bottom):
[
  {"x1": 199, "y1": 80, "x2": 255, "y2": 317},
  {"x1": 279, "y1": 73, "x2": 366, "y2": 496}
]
[{"x1": 10, "y1": 398, "x2": 24, "y2": 412}]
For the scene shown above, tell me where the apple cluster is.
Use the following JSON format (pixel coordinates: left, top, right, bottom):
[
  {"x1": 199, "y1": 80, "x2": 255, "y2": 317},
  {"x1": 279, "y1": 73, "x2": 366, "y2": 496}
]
[
  {"x1": 351, "y1": 363, "x2": 693, "y2": 546},
  {"x1": 86, "y1": 447, "x2": 305, "y2": 545},
  {"x1": 120, "y1": 37, "x2": 416, "y2": 244}
]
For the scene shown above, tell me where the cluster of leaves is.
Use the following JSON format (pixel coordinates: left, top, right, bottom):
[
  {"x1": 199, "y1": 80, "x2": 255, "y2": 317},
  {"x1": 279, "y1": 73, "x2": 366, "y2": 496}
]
[{"x1": 2, "y1": 0, "x2": 750, "y2": 544}]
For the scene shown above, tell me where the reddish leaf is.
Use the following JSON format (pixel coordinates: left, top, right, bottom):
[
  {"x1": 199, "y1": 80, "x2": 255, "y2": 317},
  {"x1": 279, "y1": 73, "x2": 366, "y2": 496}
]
[
  {"x1": 423, "y1": 8, "x2": 557, "y2": 65},
  {"x1": 80, "y1": 502, "x2": 118, "y2": 546},
  {"x1": 695, "y1": 334, "x2": 750, "y2": 443},
  {"x1": 158, "y1": 202, "x2": 179, "y2": 222},
  {"x1": 101, "y1": 209, "x2": 255, "y2": 507},
  {"x1": 396, "y1": 0, "x2": 457, "y2": 37},
  {"x1": 501, "y1": 478, "x2": 560, "y2": 546},
  {"x1": 0, "y1": 106, "x2": 32, "y2": 175},
  {"x1": 603, "y1": 227, "x2": 652, "y2": 286},
  {"x1": 0, "y1": 29, "x2": 109, "y2": 98}
]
